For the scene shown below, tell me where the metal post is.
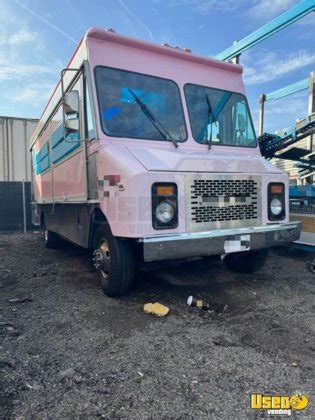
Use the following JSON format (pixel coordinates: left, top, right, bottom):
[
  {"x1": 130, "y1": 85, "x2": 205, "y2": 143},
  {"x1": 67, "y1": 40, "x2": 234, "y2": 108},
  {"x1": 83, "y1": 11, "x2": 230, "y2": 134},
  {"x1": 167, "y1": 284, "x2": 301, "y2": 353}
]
[
  {"x1": 5, "y1": 117, "x2": 9, "y2": 181},
  {"x1": 0, "y1": 118, "x2": 4, "y2": 181},
  {"x1": 22, "y1": 180, "x2": 27, "y2": 233},
  {"x1": 308, "y1": 72, "x2": 315, "y2": 185},
  {"x1": 216, "y1": 0, "x2": 315, "y2": 61},
  {"x1": 23, "y1": 120, "x2": 28, "y2": 181},
  {"x1": 258, "y1": 94, "x2": 266, "y2": 136},
  {"x1": 308, "y1": 71, "x2": 315, "y2": 115},
  {"x1": 231, "y1": 41, "x2": 240, "y2": 64},
  {"x1": 9, "y1": 119, "x2": 14, "y2": 181},
  {"x1": 231, "y1": 55, "x2": 240, "y2": 65}
]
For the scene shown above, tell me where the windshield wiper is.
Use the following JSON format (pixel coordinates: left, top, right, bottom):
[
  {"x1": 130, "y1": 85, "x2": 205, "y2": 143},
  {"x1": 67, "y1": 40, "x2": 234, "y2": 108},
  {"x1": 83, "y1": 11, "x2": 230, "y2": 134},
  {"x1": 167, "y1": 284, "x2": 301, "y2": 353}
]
[{"x1": 128, "y1": 89, "x2": 178, "y2": 148}]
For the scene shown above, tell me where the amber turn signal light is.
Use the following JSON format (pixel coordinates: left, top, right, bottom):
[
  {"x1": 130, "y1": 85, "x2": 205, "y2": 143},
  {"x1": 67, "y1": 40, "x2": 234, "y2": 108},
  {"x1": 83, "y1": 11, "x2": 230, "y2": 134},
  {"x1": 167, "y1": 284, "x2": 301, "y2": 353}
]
[
  {"x1": 270, "y1": 185, "x2": 283, "y2": 194},
  {"x1": 156, "y1": 185, "x2": 175, "y2": 196}
]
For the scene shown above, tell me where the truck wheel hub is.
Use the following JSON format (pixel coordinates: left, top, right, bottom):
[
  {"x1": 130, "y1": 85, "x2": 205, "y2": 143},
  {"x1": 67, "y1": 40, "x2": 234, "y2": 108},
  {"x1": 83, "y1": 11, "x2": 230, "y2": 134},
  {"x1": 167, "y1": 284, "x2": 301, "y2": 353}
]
[{"x1": 93, "y1": 241, "x2": 111, "y2": 278}]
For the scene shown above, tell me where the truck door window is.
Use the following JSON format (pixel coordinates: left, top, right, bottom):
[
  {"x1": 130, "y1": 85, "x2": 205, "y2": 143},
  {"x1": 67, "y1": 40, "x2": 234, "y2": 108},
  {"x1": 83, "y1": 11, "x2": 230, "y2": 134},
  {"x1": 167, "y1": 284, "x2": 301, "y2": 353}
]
[
  {"x1": 184, "y1": 83, "x2": 257, "y2": 148},
  {"x1": 94, "y1": 66, "x2": 187, "y2": 142}
]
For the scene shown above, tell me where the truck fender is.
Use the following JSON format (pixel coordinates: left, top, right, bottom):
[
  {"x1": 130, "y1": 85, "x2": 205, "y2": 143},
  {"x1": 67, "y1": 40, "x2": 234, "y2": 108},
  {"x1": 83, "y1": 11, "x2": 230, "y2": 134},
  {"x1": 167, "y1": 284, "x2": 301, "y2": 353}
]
[{"x1": 88, "y1": 208, "x2": 109, "y2": 249}]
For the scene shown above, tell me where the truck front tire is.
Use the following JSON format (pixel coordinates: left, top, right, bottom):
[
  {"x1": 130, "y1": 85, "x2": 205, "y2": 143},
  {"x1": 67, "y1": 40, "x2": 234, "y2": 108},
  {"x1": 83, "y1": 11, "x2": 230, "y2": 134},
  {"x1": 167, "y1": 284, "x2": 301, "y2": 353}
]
[
  {"x1": 93, "y1": 224, "x2": 135, "y2": 297},
  {"x1": 224, "y1": 249, "x2": 268, "y2": 273}
]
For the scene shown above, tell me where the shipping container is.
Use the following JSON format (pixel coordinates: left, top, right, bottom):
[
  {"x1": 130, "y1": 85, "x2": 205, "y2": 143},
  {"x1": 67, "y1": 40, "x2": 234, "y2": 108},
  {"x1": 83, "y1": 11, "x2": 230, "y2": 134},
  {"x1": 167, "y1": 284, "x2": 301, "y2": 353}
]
[{"x1": 0, "y1": 116, "x2": 38, "y2": 182}]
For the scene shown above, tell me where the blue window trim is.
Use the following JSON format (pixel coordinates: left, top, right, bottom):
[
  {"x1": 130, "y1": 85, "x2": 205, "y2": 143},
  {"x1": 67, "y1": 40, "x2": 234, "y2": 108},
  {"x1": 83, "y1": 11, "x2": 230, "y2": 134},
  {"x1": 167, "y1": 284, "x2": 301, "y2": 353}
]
[
  {"x1": 51, "y1": 124, "x2": 81, "y2": 164},
  {"x1": 35, "y1": 142, "x2": 50, "y2": 175},
  {"x1": 34, "y1": 125, "x2": 81, "y2": 174}
]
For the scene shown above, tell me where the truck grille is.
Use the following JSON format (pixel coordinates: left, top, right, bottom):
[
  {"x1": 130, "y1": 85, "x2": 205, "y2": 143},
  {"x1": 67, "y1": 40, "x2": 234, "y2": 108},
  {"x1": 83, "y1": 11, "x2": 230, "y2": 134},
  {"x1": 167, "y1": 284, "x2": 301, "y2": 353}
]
[{"x1": 185, "y1": 175, "x2": 262, "y2": 231}]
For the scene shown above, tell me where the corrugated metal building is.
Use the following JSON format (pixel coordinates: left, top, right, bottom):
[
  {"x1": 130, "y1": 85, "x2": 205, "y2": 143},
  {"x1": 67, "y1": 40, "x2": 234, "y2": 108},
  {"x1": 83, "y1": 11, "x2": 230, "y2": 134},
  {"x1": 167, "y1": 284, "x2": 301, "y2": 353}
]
[{"x1": 0, "y1": 116, "x2": 38, "y2": 182}]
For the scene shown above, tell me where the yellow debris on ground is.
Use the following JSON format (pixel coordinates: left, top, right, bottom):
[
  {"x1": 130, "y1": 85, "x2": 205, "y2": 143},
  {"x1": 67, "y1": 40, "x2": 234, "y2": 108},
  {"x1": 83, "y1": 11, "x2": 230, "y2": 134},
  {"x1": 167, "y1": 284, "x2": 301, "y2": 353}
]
[{"x1": 143, "y1": 302, "x2": 169, "y2": 317}]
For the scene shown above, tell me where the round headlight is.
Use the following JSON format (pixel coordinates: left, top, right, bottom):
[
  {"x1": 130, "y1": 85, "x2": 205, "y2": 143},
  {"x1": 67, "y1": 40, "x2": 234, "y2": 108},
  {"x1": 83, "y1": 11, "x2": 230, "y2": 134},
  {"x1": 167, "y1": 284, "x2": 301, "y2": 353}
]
[
  {"x1": 155, "y1": 201, "x2": 175, "y2": 223},
  {"x1": 270, "y1": 197, "x2": 282, "y2": 216}
]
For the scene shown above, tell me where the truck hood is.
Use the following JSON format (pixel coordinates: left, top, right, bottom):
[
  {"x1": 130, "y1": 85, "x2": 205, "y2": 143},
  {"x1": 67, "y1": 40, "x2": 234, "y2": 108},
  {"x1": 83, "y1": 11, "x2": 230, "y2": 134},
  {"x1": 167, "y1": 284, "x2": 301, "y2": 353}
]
[{"x1": 127, "y1": 146, "x2": 282, "y2": 174}]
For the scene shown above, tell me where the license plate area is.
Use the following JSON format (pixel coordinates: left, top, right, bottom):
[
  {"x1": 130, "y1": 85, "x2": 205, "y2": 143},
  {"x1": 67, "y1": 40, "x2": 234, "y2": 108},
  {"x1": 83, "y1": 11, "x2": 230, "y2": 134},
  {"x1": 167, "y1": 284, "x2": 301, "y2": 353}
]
[{"x1": 224, "y1": 234, "x2": 250, "y2": 254}]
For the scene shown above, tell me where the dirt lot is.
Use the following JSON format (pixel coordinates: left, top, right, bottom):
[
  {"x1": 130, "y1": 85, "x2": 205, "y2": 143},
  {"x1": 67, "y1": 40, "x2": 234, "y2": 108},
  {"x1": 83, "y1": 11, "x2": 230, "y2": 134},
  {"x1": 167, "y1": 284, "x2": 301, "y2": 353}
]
[{"x1": 0, "y1": 233, "x2": 314, "y2": 418}]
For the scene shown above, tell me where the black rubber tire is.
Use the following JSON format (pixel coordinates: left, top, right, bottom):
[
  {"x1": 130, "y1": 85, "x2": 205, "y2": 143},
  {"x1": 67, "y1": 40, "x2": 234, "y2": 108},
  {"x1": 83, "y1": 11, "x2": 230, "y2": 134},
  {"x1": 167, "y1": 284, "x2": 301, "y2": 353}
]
[
  {"x1": 93, "y1": 223, "x2": 135, "y2": 297},
  {"x1": 43, "y1": 228, "x2": 60, "y2": 249},
  {"x1": 224, "y1": 249, "x2": 268, "y2": 274}
]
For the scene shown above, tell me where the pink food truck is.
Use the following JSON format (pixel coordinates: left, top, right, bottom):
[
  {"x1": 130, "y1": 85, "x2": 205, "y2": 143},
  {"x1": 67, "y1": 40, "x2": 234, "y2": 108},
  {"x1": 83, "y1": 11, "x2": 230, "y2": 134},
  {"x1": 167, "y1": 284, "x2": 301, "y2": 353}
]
[{"x1": 30, "y1": 28, "x2": 301, "y2": 296}]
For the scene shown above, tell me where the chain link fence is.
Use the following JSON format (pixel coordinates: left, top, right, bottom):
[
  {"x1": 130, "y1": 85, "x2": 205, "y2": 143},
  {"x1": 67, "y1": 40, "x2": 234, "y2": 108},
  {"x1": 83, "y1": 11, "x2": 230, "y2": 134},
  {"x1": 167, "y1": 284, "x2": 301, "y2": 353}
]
[{"x1": 0, "y1": 181, "x2": 34, "y2": 232}]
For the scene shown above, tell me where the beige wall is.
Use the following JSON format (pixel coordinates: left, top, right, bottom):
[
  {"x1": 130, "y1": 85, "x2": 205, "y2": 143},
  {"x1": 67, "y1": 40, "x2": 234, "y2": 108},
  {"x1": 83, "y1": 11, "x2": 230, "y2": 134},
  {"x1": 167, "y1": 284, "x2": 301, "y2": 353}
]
[{"x1": 0, "y1": 116, "x2": 38, "y2": 181}]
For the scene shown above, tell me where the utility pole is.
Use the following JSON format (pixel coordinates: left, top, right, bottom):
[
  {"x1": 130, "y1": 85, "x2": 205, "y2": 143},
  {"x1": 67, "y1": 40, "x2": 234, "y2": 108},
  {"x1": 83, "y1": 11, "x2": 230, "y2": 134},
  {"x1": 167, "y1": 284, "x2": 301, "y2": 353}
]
[
  {"x1": 308, "y1": 72, "x2": 315, "y2": 115},
  {"x1": 258, "y1": 94, "x2": 266, "y2": 136},
  {"x1": 308, "y1": 72, "x2": 314, "y2": 185}
]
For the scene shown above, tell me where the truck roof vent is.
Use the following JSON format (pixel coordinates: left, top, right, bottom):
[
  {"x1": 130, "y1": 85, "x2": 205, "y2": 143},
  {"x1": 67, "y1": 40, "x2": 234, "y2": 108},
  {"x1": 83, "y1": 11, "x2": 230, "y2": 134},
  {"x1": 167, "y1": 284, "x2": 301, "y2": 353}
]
[{"x1": 162, "y1": 43, "x2": 191, "y2": 53}]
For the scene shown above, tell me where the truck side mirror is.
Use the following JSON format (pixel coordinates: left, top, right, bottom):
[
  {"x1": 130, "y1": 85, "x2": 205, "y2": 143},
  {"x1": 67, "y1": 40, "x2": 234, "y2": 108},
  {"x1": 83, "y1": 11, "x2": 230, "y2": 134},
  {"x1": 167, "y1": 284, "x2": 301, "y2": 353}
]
[
  {"x1": 64, "y1": 90, "x2": 79, "y2": 115},
  {"x1": 65, "y1": 118, "x2": 79, "y2": 133}
]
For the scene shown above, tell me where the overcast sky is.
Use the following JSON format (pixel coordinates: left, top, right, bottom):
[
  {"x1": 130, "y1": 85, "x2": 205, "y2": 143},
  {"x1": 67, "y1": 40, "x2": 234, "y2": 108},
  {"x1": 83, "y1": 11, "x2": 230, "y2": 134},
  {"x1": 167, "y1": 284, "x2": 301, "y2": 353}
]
[{"x1": 0, "y1": 0, "x2": 314, "y2": 133}]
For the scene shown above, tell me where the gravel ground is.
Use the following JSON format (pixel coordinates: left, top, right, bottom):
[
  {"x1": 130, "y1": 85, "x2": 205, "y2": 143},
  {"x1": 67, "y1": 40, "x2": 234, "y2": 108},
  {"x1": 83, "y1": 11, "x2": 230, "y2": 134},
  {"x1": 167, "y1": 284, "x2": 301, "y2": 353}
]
[{"x1": 0, "y1": 232, "x2": 314, "y2": 418}]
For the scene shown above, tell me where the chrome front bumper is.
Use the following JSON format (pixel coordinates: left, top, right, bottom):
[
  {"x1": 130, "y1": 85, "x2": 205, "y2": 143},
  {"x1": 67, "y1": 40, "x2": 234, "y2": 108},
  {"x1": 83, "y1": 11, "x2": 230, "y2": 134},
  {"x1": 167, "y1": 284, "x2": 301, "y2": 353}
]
[{"x1": 141, "y1": 222, "x2": 301, "y2": 262}]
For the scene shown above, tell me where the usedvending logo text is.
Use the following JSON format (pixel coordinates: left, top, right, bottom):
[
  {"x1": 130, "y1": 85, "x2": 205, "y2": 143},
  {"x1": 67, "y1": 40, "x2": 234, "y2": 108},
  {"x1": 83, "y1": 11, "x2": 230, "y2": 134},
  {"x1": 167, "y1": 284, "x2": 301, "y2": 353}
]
[{"x1": 251, "y1": 393, "x2": 309, "y2": 416}]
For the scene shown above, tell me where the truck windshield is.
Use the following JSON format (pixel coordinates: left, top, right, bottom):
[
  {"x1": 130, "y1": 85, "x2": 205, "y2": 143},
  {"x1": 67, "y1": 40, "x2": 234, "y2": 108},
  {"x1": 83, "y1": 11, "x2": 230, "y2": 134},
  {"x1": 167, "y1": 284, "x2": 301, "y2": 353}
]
[
  {"x1": 184, "y1": 83, "x2": 257, "y2": 148},
  {"x1": 94, "y1": 66, "x2": 187, "y2": 142}
]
